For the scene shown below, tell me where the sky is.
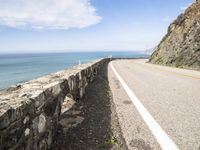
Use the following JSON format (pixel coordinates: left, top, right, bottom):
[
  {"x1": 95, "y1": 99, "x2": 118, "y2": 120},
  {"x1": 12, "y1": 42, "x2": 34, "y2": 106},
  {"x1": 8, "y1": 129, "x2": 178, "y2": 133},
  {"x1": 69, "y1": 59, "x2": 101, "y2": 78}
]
[{"x1": 0, "y1": 0, "x2": 194, "y2": 54}]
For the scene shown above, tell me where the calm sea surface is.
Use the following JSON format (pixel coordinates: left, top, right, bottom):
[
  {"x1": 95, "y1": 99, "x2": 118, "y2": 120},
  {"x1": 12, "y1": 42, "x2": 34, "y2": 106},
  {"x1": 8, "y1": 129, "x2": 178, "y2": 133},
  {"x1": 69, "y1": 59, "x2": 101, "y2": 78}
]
[{"x1": 0, "y1": 51, "x2": 147, "y2": 90}]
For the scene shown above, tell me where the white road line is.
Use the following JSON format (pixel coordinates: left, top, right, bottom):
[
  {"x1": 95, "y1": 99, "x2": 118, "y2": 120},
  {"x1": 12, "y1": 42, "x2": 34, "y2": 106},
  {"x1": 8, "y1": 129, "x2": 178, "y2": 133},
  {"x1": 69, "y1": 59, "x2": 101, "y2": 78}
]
[{"x1": 110, "y1": 62, "x2": 179, "y2": 150}]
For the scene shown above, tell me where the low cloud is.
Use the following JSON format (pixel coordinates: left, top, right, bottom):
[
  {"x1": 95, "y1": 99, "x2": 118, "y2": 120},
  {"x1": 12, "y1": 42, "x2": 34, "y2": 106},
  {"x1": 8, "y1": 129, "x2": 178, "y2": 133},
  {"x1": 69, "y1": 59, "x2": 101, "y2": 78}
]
[
  {"x1": 180, "y1": 2, "x2": 192, "y2": 11},
  {"x1": 162, "y1": 16, "x2": 171, "y2": 22},
  {"x1": 0, "y1": 0, "x2": 101, "y2": 29}
]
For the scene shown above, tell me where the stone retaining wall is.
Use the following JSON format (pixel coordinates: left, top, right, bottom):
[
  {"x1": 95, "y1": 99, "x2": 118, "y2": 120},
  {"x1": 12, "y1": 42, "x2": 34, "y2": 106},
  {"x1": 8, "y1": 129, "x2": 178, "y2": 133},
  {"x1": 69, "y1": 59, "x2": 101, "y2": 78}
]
[{"x1": 0, "y1": 58, "x2": 109, "y2": 150}]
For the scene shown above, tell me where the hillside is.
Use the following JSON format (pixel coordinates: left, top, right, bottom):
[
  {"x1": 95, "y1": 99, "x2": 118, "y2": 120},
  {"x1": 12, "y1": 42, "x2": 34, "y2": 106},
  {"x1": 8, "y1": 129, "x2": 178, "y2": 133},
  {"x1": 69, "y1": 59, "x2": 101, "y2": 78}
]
[{"x1": 149, "y1": 0, "x2": 200, "y2": 70}]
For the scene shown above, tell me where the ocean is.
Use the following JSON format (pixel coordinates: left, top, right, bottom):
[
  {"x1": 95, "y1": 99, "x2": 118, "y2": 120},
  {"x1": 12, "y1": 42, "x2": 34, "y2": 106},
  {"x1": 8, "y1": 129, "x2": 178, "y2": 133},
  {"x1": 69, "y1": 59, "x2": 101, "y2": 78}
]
[{"x1": 0, "y1": 51, "x2": 148, "y2": 90}]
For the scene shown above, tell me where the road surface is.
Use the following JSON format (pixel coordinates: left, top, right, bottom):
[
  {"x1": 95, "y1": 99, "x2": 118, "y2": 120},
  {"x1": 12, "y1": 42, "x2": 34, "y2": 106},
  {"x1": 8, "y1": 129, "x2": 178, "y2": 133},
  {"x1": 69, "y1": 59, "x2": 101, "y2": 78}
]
[{"x1": 108, "y1": 59, "x2": 200, "y2": 150}]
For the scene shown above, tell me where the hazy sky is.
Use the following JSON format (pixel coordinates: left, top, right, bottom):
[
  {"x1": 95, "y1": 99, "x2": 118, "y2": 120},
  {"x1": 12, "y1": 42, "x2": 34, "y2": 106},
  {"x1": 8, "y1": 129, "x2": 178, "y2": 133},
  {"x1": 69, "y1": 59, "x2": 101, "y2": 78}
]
[{"x1": 0, "y1": 0, "x2": 194, "y2": 54}]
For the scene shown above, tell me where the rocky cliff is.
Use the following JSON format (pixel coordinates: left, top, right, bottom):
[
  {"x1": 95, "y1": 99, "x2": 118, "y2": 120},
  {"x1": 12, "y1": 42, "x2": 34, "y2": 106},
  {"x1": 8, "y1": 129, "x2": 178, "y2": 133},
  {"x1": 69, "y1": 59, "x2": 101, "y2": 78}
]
[{"x1": 149, "y1": 0, "x2": 200, "y2": 70}]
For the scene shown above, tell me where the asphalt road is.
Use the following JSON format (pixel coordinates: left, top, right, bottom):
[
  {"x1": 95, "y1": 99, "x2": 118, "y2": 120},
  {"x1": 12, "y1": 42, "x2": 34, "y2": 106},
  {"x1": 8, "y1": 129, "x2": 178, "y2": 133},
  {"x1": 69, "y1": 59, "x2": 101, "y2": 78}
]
[{"x1": 108, "y1": 59, "x2": 200, "y2": 150}]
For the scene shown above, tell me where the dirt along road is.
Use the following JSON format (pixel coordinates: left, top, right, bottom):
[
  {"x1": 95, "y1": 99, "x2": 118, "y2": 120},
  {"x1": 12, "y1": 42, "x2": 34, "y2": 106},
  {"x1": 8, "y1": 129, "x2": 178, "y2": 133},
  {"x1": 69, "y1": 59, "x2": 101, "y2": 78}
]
[{"x1": 108, "y1": 59, "x2": 200, "y2": 150}]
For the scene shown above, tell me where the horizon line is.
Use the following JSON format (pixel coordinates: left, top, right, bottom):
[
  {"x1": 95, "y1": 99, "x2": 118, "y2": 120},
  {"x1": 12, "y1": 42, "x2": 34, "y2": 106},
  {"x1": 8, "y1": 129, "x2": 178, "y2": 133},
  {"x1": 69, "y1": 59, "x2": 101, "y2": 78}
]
[{"x1": 0, "y1": 50, "x2": 146, "y2": 55}]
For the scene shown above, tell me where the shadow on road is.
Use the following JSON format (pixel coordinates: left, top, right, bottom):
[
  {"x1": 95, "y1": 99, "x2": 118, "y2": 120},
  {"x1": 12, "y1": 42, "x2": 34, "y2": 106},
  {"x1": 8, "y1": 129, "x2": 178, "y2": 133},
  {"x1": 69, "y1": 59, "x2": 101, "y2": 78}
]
[{"x1": 51, "y1": 63, "x2": 127, "y2": 150}]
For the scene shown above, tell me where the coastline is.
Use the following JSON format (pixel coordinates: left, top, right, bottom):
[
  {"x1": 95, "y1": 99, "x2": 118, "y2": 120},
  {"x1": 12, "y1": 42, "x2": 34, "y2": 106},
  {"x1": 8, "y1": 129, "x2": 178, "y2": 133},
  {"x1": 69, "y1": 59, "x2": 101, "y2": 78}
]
[
  {"x1": 0, "y1": 58, "x2": 111, "y2": 149},
  {"x1": 0, "y1": 52, "x2": 149, "y2": 90}
]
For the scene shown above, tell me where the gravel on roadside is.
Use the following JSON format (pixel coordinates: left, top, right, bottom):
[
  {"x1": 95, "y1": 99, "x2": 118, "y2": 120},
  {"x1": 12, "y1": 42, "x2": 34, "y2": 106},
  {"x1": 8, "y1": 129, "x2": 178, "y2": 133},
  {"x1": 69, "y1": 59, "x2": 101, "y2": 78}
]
[{"x1": 51, "y1": 63, "x2": 127, "y2": 150}]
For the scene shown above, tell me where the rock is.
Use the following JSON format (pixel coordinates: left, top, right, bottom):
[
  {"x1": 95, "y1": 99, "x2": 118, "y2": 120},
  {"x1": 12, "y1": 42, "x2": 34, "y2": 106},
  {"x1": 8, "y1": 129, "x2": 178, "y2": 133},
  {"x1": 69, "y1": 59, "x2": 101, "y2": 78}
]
[
  {"x1": 0, "y1": 58, "x2": 109, "y2": 150},
  {"x1": 38, "y1": 114, "x2": 46, "y2": 133},
  {"x1": 23, "y1": 116, "x2": 30, "y2": 124},
  {"x1": 149, "y1": 1, "x2": 200, "y2": 70},
  {"x1": 61, "y1": 94, "x2": 76, "y2": 113},
  {"x1": 25, "y1": 128, "x2": 30, "y2": 136}
]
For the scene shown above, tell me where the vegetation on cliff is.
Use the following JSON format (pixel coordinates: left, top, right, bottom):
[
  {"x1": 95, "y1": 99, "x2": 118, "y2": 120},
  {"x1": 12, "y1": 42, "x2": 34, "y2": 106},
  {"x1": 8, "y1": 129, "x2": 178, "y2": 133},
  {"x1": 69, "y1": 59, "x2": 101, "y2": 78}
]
[{"x1": 149, "y1": 0, "x2": 200, "y2": 70}]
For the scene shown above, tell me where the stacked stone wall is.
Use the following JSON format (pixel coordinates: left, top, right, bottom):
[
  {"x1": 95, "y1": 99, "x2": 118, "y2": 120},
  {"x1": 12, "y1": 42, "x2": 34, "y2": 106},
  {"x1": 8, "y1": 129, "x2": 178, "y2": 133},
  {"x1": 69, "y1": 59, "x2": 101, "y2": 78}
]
[{"x1": 0, "y1": 58, "x2": 109, "y2": 150}]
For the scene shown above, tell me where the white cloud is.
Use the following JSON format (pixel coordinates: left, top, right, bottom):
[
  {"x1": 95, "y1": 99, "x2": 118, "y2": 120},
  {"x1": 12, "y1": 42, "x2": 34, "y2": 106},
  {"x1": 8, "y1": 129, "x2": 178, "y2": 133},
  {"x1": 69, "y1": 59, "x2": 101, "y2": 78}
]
[
  {"x1": 162, "y1": 16, "x2": 171, "y2": 22},
  {"x1": 0, "y1": 0, "x2": 101, "y2": 29},
  {"x1": 180, "y1": 6, "x2": 188, "y2": 11},
  {"x1": 180, "y1": 2, "x2": 192, "y2": 11}
]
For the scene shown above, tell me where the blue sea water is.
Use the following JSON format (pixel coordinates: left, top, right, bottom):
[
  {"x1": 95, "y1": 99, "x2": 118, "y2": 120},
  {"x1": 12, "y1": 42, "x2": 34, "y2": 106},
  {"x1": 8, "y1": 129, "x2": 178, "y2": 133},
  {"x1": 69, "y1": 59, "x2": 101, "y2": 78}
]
[{"x1": 0, "y1": 51, "x2": 148, "y2": 90}]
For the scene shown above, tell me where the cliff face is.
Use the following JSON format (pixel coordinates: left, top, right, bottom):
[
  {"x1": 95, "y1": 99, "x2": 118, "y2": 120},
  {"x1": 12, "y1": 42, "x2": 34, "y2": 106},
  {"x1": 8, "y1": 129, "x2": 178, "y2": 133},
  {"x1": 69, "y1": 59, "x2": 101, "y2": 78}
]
[{"x1": 149, "y1": 0, "x2": 200, "y2": 70}]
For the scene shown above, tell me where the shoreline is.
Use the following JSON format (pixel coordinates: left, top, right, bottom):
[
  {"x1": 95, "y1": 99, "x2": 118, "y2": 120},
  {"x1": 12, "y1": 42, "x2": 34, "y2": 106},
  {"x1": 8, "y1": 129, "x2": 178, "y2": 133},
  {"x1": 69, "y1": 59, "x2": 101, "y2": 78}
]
[{"x1": 0, "y1": 55, "x2": 149, "y2": 91}]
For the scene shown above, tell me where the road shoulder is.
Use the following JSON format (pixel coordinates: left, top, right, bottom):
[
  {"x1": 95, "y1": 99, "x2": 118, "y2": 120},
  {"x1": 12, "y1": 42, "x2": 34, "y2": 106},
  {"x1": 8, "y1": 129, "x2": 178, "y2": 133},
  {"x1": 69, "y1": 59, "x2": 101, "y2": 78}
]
[{"x1": 108, "y1": 61, "x2": 161, "y2": 150}]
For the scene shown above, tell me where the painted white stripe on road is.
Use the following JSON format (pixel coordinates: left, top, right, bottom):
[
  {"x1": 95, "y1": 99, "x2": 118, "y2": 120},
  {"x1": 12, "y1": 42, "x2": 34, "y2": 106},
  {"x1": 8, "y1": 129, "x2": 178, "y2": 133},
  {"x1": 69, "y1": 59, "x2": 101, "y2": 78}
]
[{"x1": 110, "y1": 62, "x2": 179, "y2": 150}]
